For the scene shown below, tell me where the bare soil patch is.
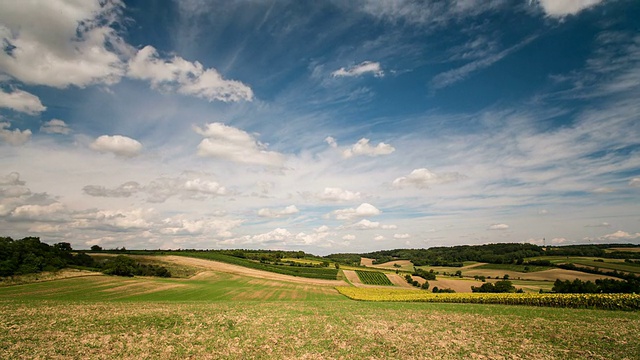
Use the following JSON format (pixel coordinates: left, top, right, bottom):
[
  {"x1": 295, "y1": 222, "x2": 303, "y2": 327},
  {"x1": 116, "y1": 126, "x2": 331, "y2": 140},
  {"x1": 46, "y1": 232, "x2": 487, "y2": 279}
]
[
  {"x1": 160, "y1": 256, "x2": 347, "y2": 286},
  {"x1": 428, "y1": 278, "x2": 476, "y2": 293},
  {"x1": 464, "y1": 268, "x2": 618, "y2": 282},
  {"x1": 386, "y1": 273, "x2": 414, "y2": 288},
  {"x1": 360, "y1": 257, "x2": 374, "y2": 266}
]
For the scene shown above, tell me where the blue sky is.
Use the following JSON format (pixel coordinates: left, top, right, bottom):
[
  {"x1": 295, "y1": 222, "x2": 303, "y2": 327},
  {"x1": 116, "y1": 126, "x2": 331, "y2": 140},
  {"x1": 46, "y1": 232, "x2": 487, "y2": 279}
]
[{"x1": 1, "y1": 0, "x2": 639, "y2": 254}]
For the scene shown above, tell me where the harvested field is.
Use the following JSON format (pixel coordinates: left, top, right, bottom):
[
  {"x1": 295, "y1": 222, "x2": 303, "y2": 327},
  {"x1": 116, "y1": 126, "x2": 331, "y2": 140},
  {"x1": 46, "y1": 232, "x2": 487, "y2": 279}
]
[
  {"x1": 161, "y1": 256, "x2": 347, "y2": 286},
  {"x1": 360, "y1": 257, "x2": 374, "y2": 267},
  {"x1": 386, "y1": 273, "x2": 415, "y2": 288},
  {"x1": 463, "y1": 268, "x2": 618, "y2": 282}
]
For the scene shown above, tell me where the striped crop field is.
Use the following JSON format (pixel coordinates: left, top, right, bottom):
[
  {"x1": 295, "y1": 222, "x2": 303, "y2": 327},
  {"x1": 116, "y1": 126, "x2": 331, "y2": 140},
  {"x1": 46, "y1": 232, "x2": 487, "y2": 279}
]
[
  {"x1": 336, "y1": 287, "x2": 640, "y2": 311},
  {"x1": 355, "y1": 270, "x2": 394, "y2": 286}
]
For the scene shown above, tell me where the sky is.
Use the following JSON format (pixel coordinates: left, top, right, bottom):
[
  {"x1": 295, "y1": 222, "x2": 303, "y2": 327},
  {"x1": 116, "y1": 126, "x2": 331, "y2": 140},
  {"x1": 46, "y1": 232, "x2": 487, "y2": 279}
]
[{"x1": 1, "y1": 0, "x2": 639, "y2": 254}]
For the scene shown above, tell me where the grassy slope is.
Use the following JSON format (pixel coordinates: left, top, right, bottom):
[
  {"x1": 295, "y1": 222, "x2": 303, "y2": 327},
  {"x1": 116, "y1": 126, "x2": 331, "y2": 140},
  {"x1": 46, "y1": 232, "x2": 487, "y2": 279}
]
[{"x1": 2, "y1": 258, "x2": 640, "y2": 359}]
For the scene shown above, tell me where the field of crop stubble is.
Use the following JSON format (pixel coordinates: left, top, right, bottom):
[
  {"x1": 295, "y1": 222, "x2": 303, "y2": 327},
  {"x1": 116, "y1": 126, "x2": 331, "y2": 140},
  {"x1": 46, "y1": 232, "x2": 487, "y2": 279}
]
[{"x1": 1, "y1": 257, "x2": 640, "y2": 359}]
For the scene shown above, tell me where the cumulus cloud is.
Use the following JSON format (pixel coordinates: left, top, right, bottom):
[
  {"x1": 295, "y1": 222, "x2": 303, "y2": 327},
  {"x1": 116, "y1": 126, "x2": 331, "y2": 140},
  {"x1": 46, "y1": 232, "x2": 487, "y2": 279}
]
[
  {"x1": 332, "y1": 61, "x2": 384, "y2": 78},
  {"x1": 392, "y1": 168, "x2": 465, "y2": 189},
  {"x1": 352, "y1": 219, "x2": 397, "y2": 230},
  {"x1": 10, "y1": 203, "x2": 66, "y2": 221},
  {"x1": 394, "y1": 233, "x2": 410, "y2": 239},
  {"x1": 342, "y1": 234, "x2": 356, "y2": 240},
  {"x1": 231, "y1": 228, "x2": 330, "y2": 246},
  {"x1": 195, "y1": 122, "x2": 285, "y2": 167},
  {"x1": 40, "y1": 119, "x2": 71, "y2": 135},
  {"x1": 0, "y1": 88, "x2": 46, "y2": 114},
  {"x1": 257, "y1": 205, "x2": 300, "y2": 218},
  {"x1": 0, "y1": 0, "x2": 127, "y2": 88},
  {"x1": 83, "y1": 182, "x2": 141, "y2": 198},
  {"x1": 374, "y1": 235, "x2": 385, "y2": 241},
  {"x1": 325, "y1": 136, "x2": 338, "y2": 148},
  {"x1": 342, "y1": 138, "x2": 395, "y2": 158},
  {"x1": 314, "y1": 225, "x2": 331, "y2": 233},
  {"x1": 0, "y1": 122, "x2": 31, "y2": 146},
  {"x1": 84, "y1": 174, "x2": 227, "y2": 203},
  {"x1": 90, "y1": 135, "x2": 142, "y2": 157},
  {"x1": 128, "y1": 45, "x2": 253, "y2": 102},
  {"x1": 601, "y1": 230, "x2": 640, "y2": 241},
  {"x1": 317, "y1": 187, "x2": 361, "y2": 202},
  {"x1": 537, "y1": 0, "x2": 604, "y2": 17},
  {"x1": 72, "y1": 208, "x2": 152, "y2": 231},
  {"x1": 159, "y1": 216, "x2": 242, "y2": 237},
  {"x1": 629, "y1": 178, "x2": 640, "y2": 187},
  {"x1": 0, "y1": 172, "x2": 25, "y2": 186},
  {"x1": 332, "y1": 203, "x2": 381, "y2": 221},
  {"x1": 488, "y1": 223, "x2": 509, "y2": 230}
]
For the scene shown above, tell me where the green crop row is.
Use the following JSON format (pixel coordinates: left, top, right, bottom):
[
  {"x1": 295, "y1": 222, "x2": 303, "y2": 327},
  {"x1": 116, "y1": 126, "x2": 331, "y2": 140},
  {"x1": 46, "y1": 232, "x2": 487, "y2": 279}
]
[
  {"x1": 355, "y1": 270, "x2": 394, "y2": 286},
  {"x1": 336, "y1": 287, "x2": 640, "y2": 311}
]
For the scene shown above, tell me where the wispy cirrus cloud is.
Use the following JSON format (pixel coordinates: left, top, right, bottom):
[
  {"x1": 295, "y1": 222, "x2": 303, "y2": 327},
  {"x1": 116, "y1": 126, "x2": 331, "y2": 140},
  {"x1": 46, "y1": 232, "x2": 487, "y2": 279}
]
[{"x1": 332, "y1": 61, "x2": 384, "y2": 78}]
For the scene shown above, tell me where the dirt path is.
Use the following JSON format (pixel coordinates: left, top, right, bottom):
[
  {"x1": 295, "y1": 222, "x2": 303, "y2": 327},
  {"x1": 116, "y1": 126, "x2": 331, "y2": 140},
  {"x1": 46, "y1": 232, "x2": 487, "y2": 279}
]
[{"x1": 159, "y1": 256, "x2": 347, "y2": 286}]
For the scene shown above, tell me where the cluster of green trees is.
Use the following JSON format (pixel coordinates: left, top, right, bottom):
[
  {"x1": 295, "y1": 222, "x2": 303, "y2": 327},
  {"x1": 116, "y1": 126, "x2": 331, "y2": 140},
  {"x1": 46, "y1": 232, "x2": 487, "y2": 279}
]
[
  {"x1": 0, "y1": 237, "x2": 93, "y2": 276},
  {"x1": 471, "y1": 280, "x2": 521, "y2": 293},
  {"x1": 412, "y1": 268, "x2": 436, "y2": 280},
  {"x1": 552, "y1": 278, "x2": 640, "y2": 294},
  {"x1": 404, "y1": 274, "x2": 429, "y2": 289},
  {"x1": 0, "y1": 236, "x2": 171, "y2": 278},
  {"x1": 326, "y1": 243, "x2": 640, "y2": 266},
  {"x1": 101, "y1": 256, "x2": 171, "y2": 277}
]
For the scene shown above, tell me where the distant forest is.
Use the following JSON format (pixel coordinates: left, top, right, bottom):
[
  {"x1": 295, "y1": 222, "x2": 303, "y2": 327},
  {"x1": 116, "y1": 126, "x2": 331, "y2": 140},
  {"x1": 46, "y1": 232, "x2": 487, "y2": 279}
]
[{"x1": 326, "y1": 243, "x2": 640, "y2": 266}]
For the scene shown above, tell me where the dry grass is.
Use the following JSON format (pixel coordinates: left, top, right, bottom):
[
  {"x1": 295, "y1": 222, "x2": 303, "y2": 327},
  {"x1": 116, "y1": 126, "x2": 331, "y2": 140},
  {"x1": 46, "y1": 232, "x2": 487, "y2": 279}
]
[
  {"x1": 2, "y1": 300, "x2": 639, "y2": 359},
  {"x1": 463, "y1": 268, "x2": 618, "y2": 282}
]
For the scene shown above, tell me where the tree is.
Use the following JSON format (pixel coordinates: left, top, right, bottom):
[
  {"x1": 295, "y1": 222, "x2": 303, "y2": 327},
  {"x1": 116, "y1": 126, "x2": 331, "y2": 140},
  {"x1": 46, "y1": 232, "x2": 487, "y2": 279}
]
[
  {"x1": 421, "y1": 281, "x2": 429, "y2": 290},
  {"x1": 90, "y1": 245, "x2": 102, "y2": 251}
]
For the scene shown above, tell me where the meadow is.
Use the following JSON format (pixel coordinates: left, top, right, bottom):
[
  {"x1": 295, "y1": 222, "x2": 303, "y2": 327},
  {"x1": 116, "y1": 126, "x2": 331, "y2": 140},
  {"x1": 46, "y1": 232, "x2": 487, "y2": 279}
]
[{"x1": 2, "y1": 256, "x2": 640, "y2": 359}]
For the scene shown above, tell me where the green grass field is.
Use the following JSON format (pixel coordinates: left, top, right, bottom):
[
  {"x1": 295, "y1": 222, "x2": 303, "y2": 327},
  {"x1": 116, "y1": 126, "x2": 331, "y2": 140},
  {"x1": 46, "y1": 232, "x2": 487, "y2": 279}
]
[{"x1": 2, "y1": 259, "x2": 640, "y2": 359}]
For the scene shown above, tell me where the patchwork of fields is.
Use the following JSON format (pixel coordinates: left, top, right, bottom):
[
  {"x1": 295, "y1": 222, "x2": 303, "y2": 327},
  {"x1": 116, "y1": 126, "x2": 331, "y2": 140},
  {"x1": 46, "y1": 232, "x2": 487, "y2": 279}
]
[{"x1": 2, "y1": 254, "x2": 640, "y2": 359}]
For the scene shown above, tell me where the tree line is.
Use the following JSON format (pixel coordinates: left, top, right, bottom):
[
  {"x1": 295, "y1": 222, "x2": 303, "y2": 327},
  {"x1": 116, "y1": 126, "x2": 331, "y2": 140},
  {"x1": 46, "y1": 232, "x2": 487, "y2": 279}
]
[{"x1": 0, "y1": 237, "x2": 170, "y2": 278}]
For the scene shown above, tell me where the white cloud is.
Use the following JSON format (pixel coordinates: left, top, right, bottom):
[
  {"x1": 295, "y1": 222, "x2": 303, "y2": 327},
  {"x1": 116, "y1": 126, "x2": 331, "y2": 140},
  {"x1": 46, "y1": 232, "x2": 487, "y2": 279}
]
[
  {"x1": 629, "y1": 178, "x2": 640, "y2": 187},
  {"x1": 0, "y1": 88, "x2": 46, "y2": 114},
  {"x1": 592, "y1": 187, "x2": 615, "y2": 194},
  {"x1": 394, "y1": 233, "x2": 410, "y2": 239},
  {"x1": 183, "y1": 179, "x2": 227, "y2": 196},
  {"x1": 84, "y1": 174, "x2": 228, "y2": 202},
  {"x1": 430, "y1": 35, "x2": 536, "y2": 90},
  {"x1": 352, "y1": 219, "x2": 397, "y2": 230},
  {"x1": 40, "y1": 119, "x2": 71, "y2": 135},
  {"x1": 83, "y1": 182, "x2": 141, "y2": 198},
  {"x1": 332, "y1": 203, "x2": 381, "y2": 221},
  {"x1": 538, "y1": 209, "x2": 549, "y2": 215},
  {"x1": 128, "y1": 45, "x2": 253, "y2": 102},
  {"x1": 332, "y1": 61, "x2": 384, "y2": 77},
  {"x1": 11, "y1": 203, "x2": 66, "y2": 220},
  {"x1": 314, "y1": 225, "x2": 330, "y2": 233},
  {"x1": 585, "y1": 222, "x2": 611, "y2": 228},
  {"x1": 0, "y1": 172, "x2": 25, "y2": 186},
  {"x1": 90, "y1": 135, "x2": 142, "y2": 157},
  {"x1": 257, "y1": 205, "x2": 300, "y2": 218},
  {"x1": 488, "y1": 223, "x2": 509, "y2": 230},
  {"x1": 551, "y1": 237, "x2": 567, "y2": 244},
  {"x1": 601, "y1": 230, "x2": 640, "y2": 241},
  {"x1": 325, "y1": 136, "x2": 338, "y2": 148},
  {"x1": 195, "y1": 122, "x2": 285, "y2": 167},
  {"x1": 318, "y1": 187, "x2": 361, "y2": 202},
  {"x1": 0, "y1": 122, "x2": 31, "y2": 146},
  {"x1": 160, "y1": 216, "x2": 242, "y2": 237},
  {"x1": 72, "y1": 208, "x2": 152, "y2": 231},
  {"x1": 342, "y1": 138, "x2": 395, "y2": 158},
  {"x1": 392, "y1": 168, "x2": 465, "y2": 189},
  {"x1": 342, "y1": 234, "x2": 356, "y2": 240},
  {"x1": 0, "y1": 0, "x2": 127, "y2": 88},
  {"x1": 537, "y1": 0, "x2": 604, "y2": 17},
  {"x1": 374, "y1": 235, "x2": 385, "y2": 241}
]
